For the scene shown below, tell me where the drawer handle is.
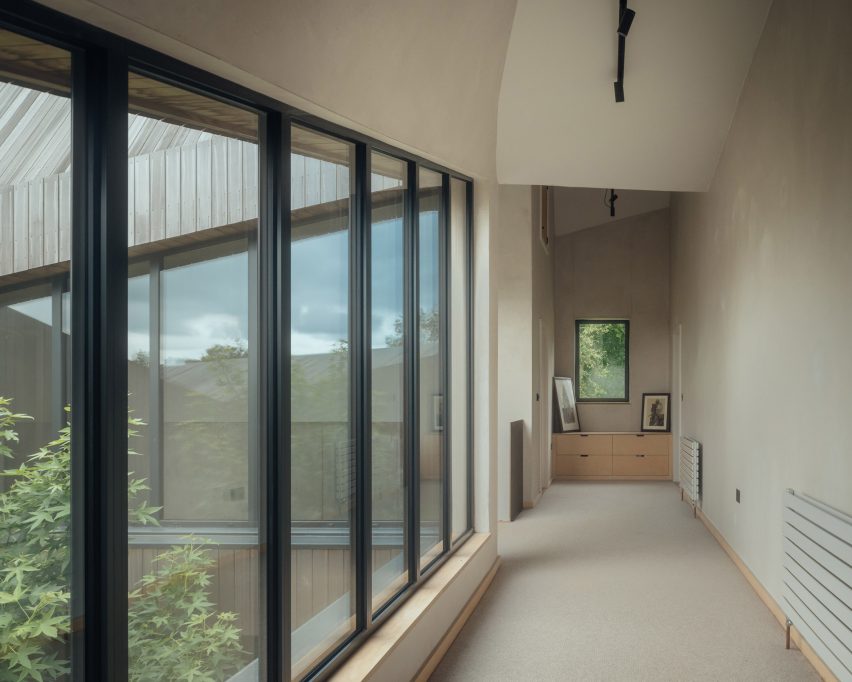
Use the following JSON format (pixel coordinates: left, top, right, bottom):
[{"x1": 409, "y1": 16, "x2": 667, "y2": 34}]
[
  {"x1": 635, "y1": 454, "x2": 646, "y2": 458},
  {"x1": 636, "y1": 434, "x2": 645, "y2": 438},
  {"x1": 580, "y1": 434, "x2": 589, "y2": 438},
  {"x1": 580, "y1": 454, "x2": 590, "y2": 458}
]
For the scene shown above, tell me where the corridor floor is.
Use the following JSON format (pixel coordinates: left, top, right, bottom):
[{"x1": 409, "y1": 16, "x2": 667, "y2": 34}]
[{"x1": 432, "y1": 482, "x2": 819, "y2": 681}]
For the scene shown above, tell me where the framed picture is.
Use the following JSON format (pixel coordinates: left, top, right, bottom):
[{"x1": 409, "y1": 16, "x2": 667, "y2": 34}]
[
  {"x1": 553, "y1": 377, "x2": 580, "y2": 432},
  {"x1": 540, "y1": 185, "x2": 551, "y2": 251},
  {"x1": 432, "y1": 394, "x2": 443, "y2": 431},
  {"x1": 641, "y1": 393, "x2": 670, "y2": 432}
]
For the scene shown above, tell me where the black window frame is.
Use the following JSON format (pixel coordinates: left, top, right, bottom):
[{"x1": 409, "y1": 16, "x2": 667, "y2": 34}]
[
  {"x1": 574, "y1": 319, "x2": 630, "y2": 403},
  {"x1": 0, "y1": 2, "x2": 476, "y2": 680}
]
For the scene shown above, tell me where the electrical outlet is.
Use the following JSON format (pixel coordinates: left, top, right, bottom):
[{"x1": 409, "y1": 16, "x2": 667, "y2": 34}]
[{"x1": 736, "y1": 489, "x2": 741, "y2": 503}]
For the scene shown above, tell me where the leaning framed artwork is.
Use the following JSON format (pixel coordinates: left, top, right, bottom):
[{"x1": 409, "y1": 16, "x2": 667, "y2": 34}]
[
  {"x1": 641, "y1": 393, "x2": 670, "y2": 432},
  {"x1": 553, "y1": 377, "x2": 581, "y2": 432}
]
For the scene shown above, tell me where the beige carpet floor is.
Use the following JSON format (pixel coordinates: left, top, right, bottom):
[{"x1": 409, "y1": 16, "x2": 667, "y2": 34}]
[{"x1": 432, "y1": 481, "x2": 819, "y2": 681}]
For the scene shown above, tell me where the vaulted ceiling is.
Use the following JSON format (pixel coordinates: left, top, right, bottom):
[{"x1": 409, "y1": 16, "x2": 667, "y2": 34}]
[
  {"x1": 497, "y1": 0, "x2": 772, "y2": 191},
  {"x1": 42, "y1": 0, "x2": 770, "y2": 191}
]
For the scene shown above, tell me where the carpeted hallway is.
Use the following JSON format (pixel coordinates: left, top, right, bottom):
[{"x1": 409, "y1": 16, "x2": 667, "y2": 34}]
[{"x1": 432, "y1": 482, "x2": 819, "y2": 681}]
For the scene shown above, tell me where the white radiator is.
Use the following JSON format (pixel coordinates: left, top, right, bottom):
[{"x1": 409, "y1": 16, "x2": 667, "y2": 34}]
[
  {"x1": 679, "y1": 436, "x2": 700, "y2": 512},
  {"x1": 782, "y1": 490, "x2": 852, "y2": 681}
]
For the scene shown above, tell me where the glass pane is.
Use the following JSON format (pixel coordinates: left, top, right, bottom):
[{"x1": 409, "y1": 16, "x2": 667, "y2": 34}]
[
  {"x1": 418, "y1": 168, "x2": 445, "y2": 570},
  {"x1": 127, "y1": 73, "x2": 262, "y2": 680},
  {"x1": 0, "y1": 30, "x2": 72, "y2": 680},
  {"x1": 449, "y1": 178, "x2": 469, "y2": 542},
  {"x1": 290, "y1": 125, "x2": 356, "y2": 678},
  {"x1": 370, "y1": 152, "x2": 408, "y2": 612},
  {"x1": 576, "y1": 320, "x2": 629, "y2": 400}
]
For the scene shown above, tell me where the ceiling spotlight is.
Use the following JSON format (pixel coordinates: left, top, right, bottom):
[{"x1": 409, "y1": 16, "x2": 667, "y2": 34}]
[
  {"x1": 607, "y1": 189, "x2": 619, "y2": 217},
  {"x1": 613, "y1": 1, "x2": 636, "y2": 103},
  {"x1": 617, "y1": 8, "x2": 635, "y2": 37}
]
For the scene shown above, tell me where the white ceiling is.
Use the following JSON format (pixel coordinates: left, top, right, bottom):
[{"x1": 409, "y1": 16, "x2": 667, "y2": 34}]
[
  {"x1": 552, "y1": 187, "x2": 670, "y2": 235},
  {"x1": 497, "y1": 0, "x2": 772, "y2": 191}
]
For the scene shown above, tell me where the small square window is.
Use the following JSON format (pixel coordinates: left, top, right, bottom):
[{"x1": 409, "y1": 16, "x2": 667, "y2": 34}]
[{"x1": 575, "y1": 320, "x2": 630, "y2": 402}]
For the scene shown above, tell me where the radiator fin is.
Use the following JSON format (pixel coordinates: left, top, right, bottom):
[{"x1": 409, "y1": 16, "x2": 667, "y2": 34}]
[
  {"x1": 679, "y1": 436, "x2": 700, "y2": 508},
  {"x1": 782, "y1": 490, "x2": 852, "y2": 682}
]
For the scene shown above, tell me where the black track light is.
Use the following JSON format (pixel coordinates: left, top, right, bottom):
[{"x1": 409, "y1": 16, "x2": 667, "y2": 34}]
[
  {"x1": 608, "y1": 189, "x2": 618, "y2": 217},
  {"x1": 613, "y1": 1, "x2": 635, "y2": 103},
  {"x1": 617, "y1": 8, "x2": 635, "y2": 37}
]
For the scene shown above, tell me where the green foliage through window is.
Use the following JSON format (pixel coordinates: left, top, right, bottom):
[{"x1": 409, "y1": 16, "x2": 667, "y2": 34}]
[
  {"x1": 0, "y1": 397, "x2": 248, "y2": 682},
  {"x1": 575, "y1": 320, "x2": 629, "y2": 401}
]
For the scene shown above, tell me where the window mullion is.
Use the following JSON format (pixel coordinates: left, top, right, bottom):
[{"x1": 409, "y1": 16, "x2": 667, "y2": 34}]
[
  {"x1": 260, "y1": 109, "x2": 288, "y2": 681},
  {"x1": 407, "y1": 162, "x2": 420, "y2": 581},
  {"x1": 440, "y1": 173, "x2": 451, "y2": 555},
  {"x1": 70, "y1": 44, "x2": 129, "y2": 681},
  {"x1": 355, "y1": 144, "x2": 372, "y2": 630}
]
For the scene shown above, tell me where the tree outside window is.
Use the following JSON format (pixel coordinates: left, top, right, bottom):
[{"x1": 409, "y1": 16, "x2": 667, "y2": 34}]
[{"x1": 575, "y1": 320, "x2": 629, "y2": 401}]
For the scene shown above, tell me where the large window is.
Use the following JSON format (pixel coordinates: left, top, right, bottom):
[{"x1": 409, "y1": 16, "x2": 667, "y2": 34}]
[
  {"x1": 126, "y1": 74, "x2": 262, "y2": 679},
  {"x1": 370, "y1": 152, "x2": 408, "y2": 612},
  {"x1": 575, "y1": 319, "x2": 630, "y2": 402},
  {"x1": 290, "y1": 124, "x2": 356, "y2": 678},
  {"x1": 0, "y1": 6, "x2": 474, "y2": 680},
  {"x1": 0, "y1": 28, "x2": 73, "y2": 680},
  {"x1": 418, "y1": 168, "x2": 445, "y2": 570}
]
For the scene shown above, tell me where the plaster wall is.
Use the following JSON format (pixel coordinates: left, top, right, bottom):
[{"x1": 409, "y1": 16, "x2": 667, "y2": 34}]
[
  {"x1": 553, "y1": 210, "x2": 671, "y2": 433},
  {"x1": 495, "y1": 184, "x2": 532, "y2": 520},
  {"x1": 670, "y1": 0, "x2": 852, "y2": 610}
]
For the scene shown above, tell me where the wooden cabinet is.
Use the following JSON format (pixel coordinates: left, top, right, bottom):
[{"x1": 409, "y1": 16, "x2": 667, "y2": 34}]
[{"x1": 552, "y1": 432, "x2": 672, "y2": 480}]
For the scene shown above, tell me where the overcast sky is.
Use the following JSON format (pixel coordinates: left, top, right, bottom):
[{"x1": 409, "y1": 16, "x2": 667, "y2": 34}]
[{"x1": 8, "y1": 218, "x2": 438, "y2": 365}]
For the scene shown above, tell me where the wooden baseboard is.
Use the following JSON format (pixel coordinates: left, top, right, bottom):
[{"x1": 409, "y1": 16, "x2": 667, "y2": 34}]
[
  {"x1": 696, "y1": 507, "x2": 838, "y2": 682},
  {"x1": 554, "y1": 475, "x2": 672, "y2": 481},
  {"x1": 414, "y1": 556, "x2": 502, "y2": 682},
  {"x1": 523, "y1": 489, "x2": 543, "y2": 509}
]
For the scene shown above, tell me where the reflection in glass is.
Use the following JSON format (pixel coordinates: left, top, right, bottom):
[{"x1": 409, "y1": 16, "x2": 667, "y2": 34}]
[
  {"x1": 449, "y1": 178, "x2": 470, "y2": 542},
  {"x1": 418, "y1": 168, "x2": 445, "y2": 570},
  {"x1": 370, "y1": 152, "x2": 408, "y2": 611},
  {"x1": 0, "y1": 29, "x2": 72, "y2": 679},
  {"x1": 127, "y1": 73, "x2": 261, "y2": 680},
  {"x1": 161, "y1": 241, "x2": 251, "y2": 522},
  {"x1": 290, "y1": 125, "x2": 356, "y2": 678}
]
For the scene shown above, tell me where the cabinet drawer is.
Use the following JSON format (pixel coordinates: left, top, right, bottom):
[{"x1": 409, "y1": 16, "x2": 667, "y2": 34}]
[
  {"x1": 554, "y1": 434, "x2": 612, "y2": 456},
  {"x1": 554, "y1": 454, "x2": 613, "y2": 477},
  {"x1": 612, "y1": 434, "x2": 669, "y2": 456},
  {"x1": 612, "y1": 454, "x2": 669, "y2": 476}
]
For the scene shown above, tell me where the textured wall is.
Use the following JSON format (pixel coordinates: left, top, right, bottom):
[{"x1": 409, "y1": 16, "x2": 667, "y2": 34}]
[
  {"x1": 671, "y1": 0, "x2": 852, "y2": 606},
  {"x1": 554, "y1": 209, "x2": 671, "y2": 432},
  {"x1": 495, "y1": 185, "x2": 532, "y2": 520},
  {"x1": 530, "y1": 187, "x2": 555, "y2": 496}
]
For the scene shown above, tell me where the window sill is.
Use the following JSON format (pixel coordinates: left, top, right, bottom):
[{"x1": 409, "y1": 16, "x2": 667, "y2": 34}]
[{"x1": 330, "y1": 532, "x2": 497, "y2": 681}]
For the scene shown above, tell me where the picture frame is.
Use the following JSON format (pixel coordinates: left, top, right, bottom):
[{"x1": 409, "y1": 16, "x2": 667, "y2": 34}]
[
  {"x1": 553, "y1": 376, "x2": 581, "y2": 432},
  {"x1": 432, "y1": 394, "x2": 444, "y2": 431},
  {"x1": 641, "y1": 393, "x2": 671, "y2": 432}
]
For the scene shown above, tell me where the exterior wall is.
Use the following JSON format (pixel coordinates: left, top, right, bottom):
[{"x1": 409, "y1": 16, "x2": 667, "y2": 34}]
[
  {"x1": 670, "y1": 0, "x2": 852, "y2": 608},
  {"x1": 553, "y1": 209, "x2": 671, "y2": 432}
]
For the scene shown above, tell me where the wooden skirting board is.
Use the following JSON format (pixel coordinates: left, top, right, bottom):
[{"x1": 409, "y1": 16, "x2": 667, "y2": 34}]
[
  {"x1": 695, "y1": 506, "x2": 838, "y2": 682},
  {"x1": 555, "y1": 475, "x2": 671, "y2": 481},
  {"x1": 414, "y1": 557, "x2": 502, "y2": 682}
]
